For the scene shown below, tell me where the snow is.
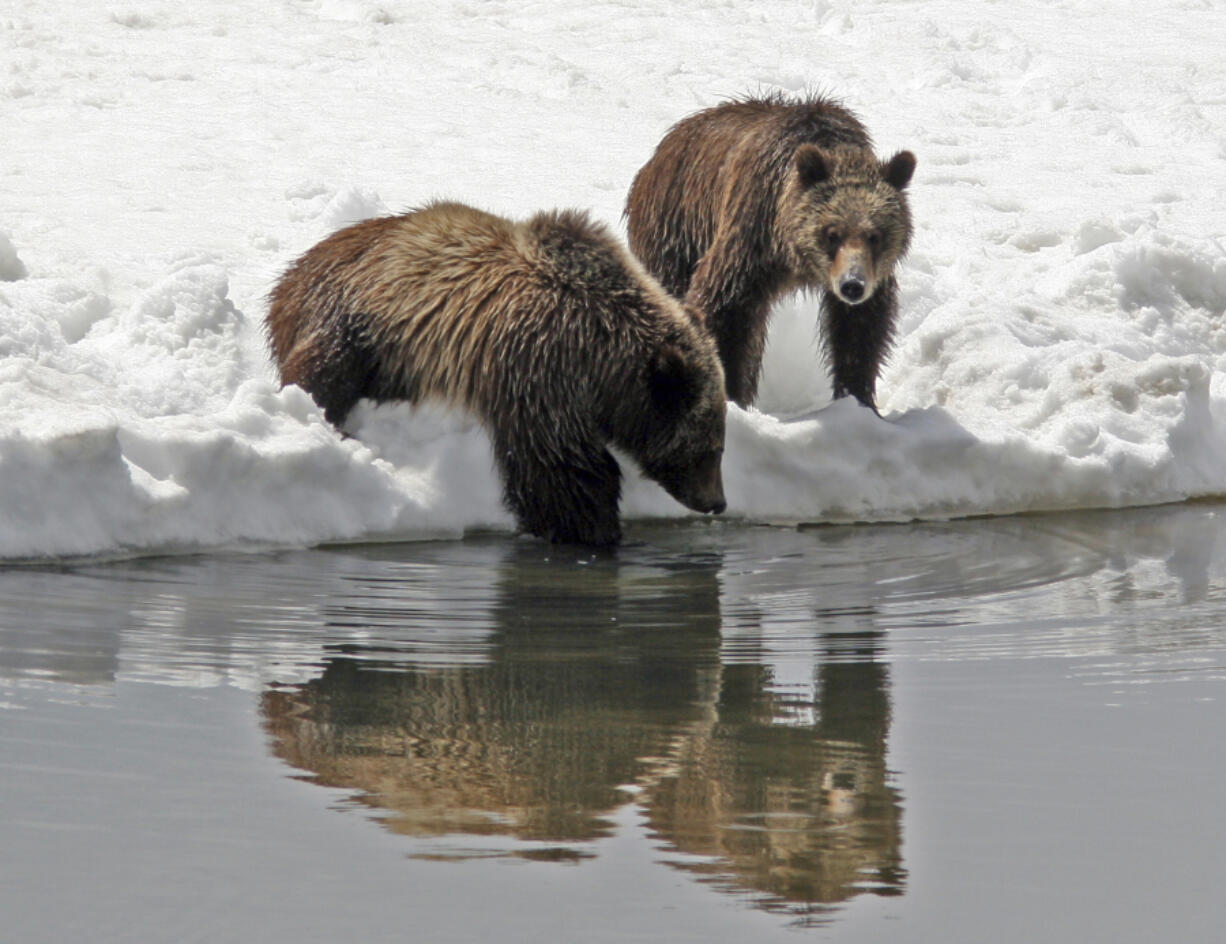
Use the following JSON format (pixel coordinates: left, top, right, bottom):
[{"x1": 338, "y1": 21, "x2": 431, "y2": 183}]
[{"x1": 3, "y1": 0, "x2": 1225, "y2": 560}]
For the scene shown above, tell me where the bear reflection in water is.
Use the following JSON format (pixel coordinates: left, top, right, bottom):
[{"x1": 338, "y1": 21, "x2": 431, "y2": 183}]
[{"x1": 261, "y1": 540, "x2": 903, "y2": 924}]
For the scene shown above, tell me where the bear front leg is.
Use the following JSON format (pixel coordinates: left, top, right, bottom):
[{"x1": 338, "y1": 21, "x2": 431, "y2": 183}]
[
  {"x1": 686, "y1": 244, "x2": 777, "y2": 409},
  {"x1": 820, "y1": 276, "x2": 899, "y2": 413},
  {"x1": 494, "y1": 433, "x2": 624, "y2": 546}
]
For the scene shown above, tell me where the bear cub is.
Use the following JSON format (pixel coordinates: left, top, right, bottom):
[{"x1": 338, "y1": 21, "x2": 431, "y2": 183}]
[
  {"x1": 626, "y1": 93, "x2": 916, "y2": 412},
  {"x1": 266, "y1": 201, "x2": 727, "y2": 546}
]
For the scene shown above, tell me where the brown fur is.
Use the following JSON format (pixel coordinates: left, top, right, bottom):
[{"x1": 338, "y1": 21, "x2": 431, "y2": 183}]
[
  {"x1": 626, "y1": 93, "x2": 916, "y2": 410},
  {"x1": 267, "y1": 201, "x2": 727, "y2": 546}
]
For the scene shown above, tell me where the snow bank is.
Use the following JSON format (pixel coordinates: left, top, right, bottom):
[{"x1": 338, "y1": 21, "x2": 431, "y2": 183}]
[{"x1": 3, "y1": 0, "x2": 1225, "y2": 559}]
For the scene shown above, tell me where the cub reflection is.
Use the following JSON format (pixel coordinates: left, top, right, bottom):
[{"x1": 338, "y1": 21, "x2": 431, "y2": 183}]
[
  {"x1": 264, "y1": 655, "x2": 711, "y2": 843},
  {"x1": 261, "y1": 541, "x2": 903, "y2": 922},
  {"x1": 643, "y1": 645, "x2": 903, "y2": 924}
]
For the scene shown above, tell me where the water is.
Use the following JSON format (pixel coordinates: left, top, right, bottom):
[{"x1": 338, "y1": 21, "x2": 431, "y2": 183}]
[{"x1": 2, "y1": 506, "x2": 1225, "y2": 943}]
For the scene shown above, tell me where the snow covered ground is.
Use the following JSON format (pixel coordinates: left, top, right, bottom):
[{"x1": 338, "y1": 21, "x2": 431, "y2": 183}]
[{"x1": 3, "y1": 0, "x2": 1225, "y2": 560}]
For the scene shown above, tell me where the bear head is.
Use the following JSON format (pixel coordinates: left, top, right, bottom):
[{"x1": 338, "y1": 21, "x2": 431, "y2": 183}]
[
  {"x1": 614, "y1": 319, "x2": 727, "y2": 517},
  {"x1": 779, "y1": 145, "x2": 916, "y2": 305}
]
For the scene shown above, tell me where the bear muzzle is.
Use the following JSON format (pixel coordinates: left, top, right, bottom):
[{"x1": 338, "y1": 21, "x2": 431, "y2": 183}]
[
  {"x1": 673, "y1": 458, "x2": 726, "y2": 516},
  {"x1": 829, "y1": 243, "x2": 875, "y2": 306},
  {"x1": 644, "y1": 444, "x2": 726, "y2": 516},
  {"x1": 837, "y1": 271, "x2": 868, "y2": 303},
  {"x1": 683, "y1": 489, "x2": 727, "y2": 516}
]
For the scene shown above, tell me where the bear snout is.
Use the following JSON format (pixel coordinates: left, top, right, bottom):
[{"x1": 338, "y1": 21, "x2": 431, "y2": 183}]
[
  {"x1": 829, "y1": 249, "x2": 873, "y2": 306},
  {"x1": 837, "y1": 273, "x2": 867, "y2": 303},
  {"x1": 681, "y1": 461, "x2": 726, "y2": 516},
  {"x1": 656, "y1": 457, "x2": 726, "y2": 516},
  {"x1": 685, "y1": 491, "x2": 726, "y2": 516}
]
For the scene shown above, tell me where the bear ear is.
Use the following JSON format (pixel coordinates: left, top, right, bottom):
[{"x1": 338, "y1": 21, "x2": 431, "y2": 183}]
[
  {"x1": 795, "y1": 145, "x2": 831, "y2": 188},
  {"x1": 882, "y1": 150, "x2": 917, "y2": 190},
  {"x1": 649, "y1": 343, "x2": 697, "y2": 413}
]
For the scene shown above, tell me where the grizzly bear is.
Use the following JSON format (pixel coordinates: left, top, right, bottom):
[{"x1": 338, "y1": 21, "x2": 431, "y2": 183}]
[
  {"x1": 626, "y1": 93, "x2": 916, "y2": 412},
  {"x1": 266, "y1": 201, "x2": 727, "y2": 546}
]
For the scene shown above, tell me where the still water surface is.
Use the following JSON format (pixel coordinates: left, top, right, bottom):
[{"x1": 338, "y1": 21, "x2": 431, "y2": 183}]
[{"x1": 2, "y1": 506, "x2": 1225, "y2": 942}]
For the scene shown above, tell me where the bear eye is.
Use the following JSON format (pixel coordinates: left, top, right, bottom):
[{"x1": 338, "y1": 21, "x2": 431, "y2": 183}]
[
  {"x1": 823, "y1": 227, "x2": 841, "y2": 251},
  {"x1": 867, "y1": 231, "x2": 883, "y2": 251}
]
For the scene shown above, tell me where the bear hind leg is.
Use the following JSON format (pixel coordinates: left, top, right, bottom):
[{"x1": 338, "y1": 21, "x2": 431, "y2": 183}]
[
  {"x1": 686, "y1": 244, "x2": 776, "y2": 408},
  {"x1": 280, "y1": 314, "x2": 384, "y2": 427}
]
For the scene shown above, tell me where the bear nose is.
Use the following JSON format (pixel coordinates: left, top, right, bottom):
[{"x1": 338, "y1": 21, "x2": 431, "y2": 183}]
[
  {"x1": 839, "y1": 277, "x2": 866, "y2": 303},
  {"x1": 709, "y1": 498, "x2": 727, "y2": 515}
]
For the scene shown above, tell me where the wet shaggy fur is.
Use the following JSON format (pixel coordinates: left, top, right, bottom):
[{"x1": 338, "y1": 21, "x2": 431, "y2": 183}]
[
  {"x1": 626, "y1": 93, "x2": 916, "y2": 411},
  {"x1": 266, "y1": 202, "x2": 727, "y2": 546}
]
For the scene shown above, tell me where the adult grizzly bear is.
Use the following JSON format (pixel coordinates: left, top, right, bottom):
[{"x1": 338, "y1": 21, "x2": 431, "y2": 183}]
[
  {"x1": 266, "y1": 201, "x2": 727, "y2": 546},
  {"x1": 626, "y1": 93, "x2": 916, "y2": 411}
]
